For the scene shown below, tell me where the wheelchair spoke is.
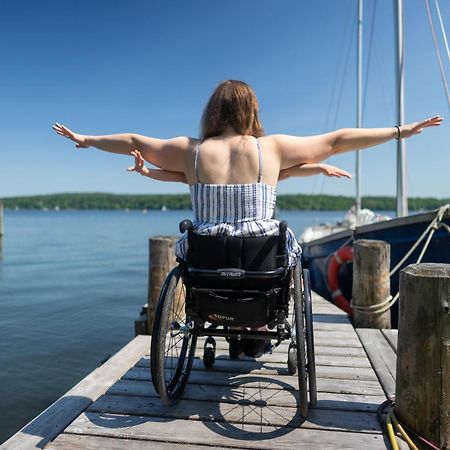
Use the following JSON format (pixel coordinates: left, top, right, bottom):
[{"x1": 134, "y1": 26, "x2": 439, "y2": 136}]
[
  {"x1": 172, "y1": 287, "x2": 186, "y2": 320},
  {"x1": 166, "y1": 334, "x2": 185, "y2": 354},
  {"x1": 171, "y1": 308, "x2": 185, "y2": 326}
]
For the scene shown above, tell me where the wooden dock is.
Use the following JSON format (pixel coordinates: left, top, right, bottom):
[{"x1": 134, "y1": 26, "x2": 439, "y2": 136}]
[{"x1": 2, "y1": 294, "x2": 402, "y2": 450}]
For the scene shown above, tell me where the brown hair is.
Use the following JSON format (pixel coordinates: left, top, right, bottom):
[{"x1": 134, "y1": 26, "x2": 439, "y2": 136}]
[{"x1": 200, "y1": 80, "x2": 264, "y2": 139}]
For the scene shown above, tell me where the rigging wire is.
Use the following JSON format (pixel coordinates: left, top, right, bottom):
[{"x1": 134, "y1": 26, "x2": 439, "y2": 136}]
[
  {"x1": 324, "y1": 0, "x2": 354, "y2": 132},
  {"x1": 308, "y1": 0, "x2": 354, "y2": 210},
  {"x1": 331, "y1": 22, "x2": 357, "y2": 131},
  {"x1": 362, "y1": 0, "x2": 377, "y2": 123},
  {"x1": 315, "y1": 6, "x2": 356, "y2": 208},
  {"x1": 434, "y1": 0, "x2": 450, "y2": 65},
  {"x1": 424, "y1": 0, "x2": 450, "y2": 108}
]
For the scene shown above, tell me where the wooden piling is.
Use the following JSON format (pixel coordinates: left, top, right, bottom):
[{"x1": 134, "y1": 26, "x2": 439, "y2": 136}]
[
  {"x1": 352, "y1": 239, "x2": 391, "y2": 329},
  {"x1": 147, "y1": 236, "x2": 179, "y2": 333},
  {"x1": 395, "y1": 263, "x2": 450, "y2": 450}
]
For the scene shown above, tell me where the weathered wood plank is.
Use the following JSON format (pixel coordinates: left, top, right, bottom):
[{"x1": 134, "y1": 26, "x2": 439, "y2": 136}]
[
  {"x1": 106, "y1": 379, "x2": 386, "y2": 413},
  {"x1": 123, "y1": 367, "x2": 385, "y2": 396},
  {"x1": 356, "y1": 329, "x2": 396, "y2": 398},
  {"x1": 129, "y1": 357, "x2": 378, "y2": 381},
  {"x1": 139, "y1": 352, "x2": 372, "y2": 369},
  {"x1": 312, "y1": 313, "x2": 352, "y2": 324},
  {"x1": 311, "y1": 307, "x2": 348, "y2": 315},
  {"x1": 181, "y1": 340, "x2": 368, "y2": 358},
  {"x1": 1, "y1": 336, "x2": 150, "y2": 450},
  {"x1": 47, "y1": 433, "x2": 229, "y2": 450},
  {"x1": 156, "y1": 334, "x2": 364, "y2": 354},
  {"x1": 87, "y1": 394, "x2": 381, "y2": 434},
  {"x1": 311, "y1": 336, "x2": 362, "y2": 348},
  {"x1": 381, "y1": 329, "x2": 398, "y2": 353},
  {"x1": 65, "y1": 413, "x2": 388, "y2": 449}
]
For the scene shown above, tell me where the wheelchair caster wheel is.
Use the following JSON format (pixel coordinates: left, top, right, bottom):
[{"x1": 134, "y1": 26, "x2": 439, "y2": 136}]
[
  {"x1": 203, "y1": 337, "x2": 216, "y2": 369},
  {"x1": 287, "y1": 343, "x2": 297, "y2": 375}
]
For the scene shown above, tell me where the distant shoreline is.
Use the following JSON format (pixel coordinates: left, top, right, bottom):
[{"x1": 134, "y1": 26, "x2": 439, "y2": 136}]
[{"x1": 1, "y1": 193, "x2": 448, "y2": 212}]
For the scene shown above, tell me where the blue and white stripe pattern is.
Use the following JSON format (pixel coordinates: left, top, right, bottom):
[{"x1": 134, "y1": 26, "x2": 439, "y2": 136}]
[{"x1": 175, "y1": 182, "x2": 302, "y2": 266}]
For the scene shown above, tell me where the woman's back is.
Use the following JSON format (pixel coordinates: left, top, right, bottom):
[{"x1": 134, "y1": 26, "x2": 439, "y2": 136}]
[{"x1": 184, "y1": 134, "x2": 280, "y2": 187}]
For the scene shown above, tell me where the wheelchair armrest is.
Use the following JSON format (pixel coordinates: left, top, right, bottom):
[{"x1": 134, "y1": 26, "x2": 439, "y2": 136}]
[{"x1": 179, "y1": 219, "x2": 193, "y2": 234}]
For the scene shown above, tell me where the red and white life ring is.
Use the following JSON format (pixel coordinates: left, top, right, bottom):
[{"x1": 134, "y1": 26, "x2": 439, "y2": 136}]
[{"x1": 326, "y1": 246, "x2": 353, "y2": 315}]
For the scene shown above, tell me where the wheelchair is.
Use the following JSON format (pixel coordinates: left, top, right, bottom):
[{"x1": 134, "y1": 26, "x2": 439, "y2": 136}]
[{"x1": 150, "y1": 220, "x2": 317, "y2": 417}]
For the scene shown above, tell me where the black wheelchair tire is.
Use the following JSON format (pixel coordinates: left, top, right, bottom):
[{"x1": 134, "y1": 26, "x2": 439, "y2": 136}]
[
  {"x1": 293, "y1": 264, "x2": 309, "y2": 418},
  {"x1": 303, "y1": 268, "x2": 317, "y2": 408},
  {"x1": 150, "y1": 266, "x2": 197, "y2": 405}
]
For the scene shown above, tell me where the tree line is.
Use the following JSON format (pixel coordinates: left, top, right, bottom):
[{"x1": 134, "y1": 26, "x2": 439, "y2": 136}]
[{"x1": 1, "y1": 193, "x2": 448, "y2": 211}]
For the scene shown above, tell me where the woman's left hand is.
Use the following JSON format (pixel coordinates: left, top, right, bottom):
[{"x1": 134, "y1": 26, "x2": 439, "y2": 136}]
[
  {"x1": 127, "y1": 150, "x2": 150, "y2": 175},
  {"x1": 399, "y1": 115, "x2": 443, "y2": 138}
]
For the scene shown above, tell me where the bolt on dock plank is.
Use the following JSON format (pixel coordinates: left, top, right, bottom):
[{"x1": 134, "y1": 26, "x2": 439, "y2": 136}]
[{"x1": 2, "y1": 294, "x2": 403, "y2": 450}]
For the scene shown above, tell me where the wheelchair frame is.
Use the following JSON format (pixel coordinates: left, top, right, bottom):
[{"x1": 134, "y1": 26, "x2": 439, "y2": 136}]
[{"x1": 150, "y1": 220, "x2": 317, "y2": 417}]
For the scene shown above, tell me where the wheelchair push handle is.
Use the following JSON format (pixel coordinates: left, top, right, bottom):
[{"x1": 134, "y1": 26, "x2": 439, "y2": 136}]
[
  {"x1": 179, "y1": 219, "x2": 193, "y2": 234},
  {"x1": 279, "y1": 220, "x2": 287, "y2": 235},
  {"x1": 277, "y1": 220, "x2": 288, "y2": 262}
]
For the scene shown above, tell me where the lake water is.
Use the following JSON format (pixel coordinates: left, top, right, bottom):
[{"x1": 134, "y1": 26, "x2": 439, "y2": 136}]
[{"x1": 0, "y1": 208, "x2": 347, "y2": 443}]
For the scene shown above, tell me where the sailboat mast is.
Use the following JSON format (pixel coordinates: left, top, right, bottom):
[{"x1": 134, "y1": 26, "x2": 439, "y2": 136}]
[
  {"x1": 395, "y1": 0, "x2": 408, "y2": 217},
  {"x1": 356, "y1": 0, "x2": 363, "y2": 216}
]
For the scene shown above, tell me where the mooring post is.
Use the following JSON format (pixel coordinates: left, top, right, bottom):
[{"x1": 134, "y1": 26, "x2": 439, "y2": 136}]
[
  {"x1": 395, "y1": 263, "x2": 450, "y2": 449},
  {"x1": 147, "y1": 236, "x2": 179, "y2": 334},
  {"x1": 352, "y1": 239, "x2": 391, "y2": 328}
]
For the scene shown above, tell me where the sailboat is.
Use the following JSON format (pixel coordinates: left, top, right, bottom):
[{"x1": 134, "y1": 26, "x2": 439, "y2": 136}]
[{"x1": 301, "y1": 0, "x2": 450, "y2": 324}]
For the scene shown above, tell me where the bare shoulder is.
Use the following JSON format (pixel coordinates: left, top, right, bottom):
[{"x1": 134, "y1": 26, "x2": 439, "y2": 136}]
[
  {"x1": 167, "y1": 136, "x2": 200, "y2": 149},
  {"x1": 132, "y1": 135, "x2": 200, "y2": 172},
  {"x1": 262, "y1": 133, "x2": 309, "y2": 147},
  {"x1": 134, "y1": 134, "x2": 199, "y2": 150},
  {"x1": 257, "y1": 135, "x2": 282, "y2": 152},
  {"x1": 261, "y1": 133, "x2": 336, "y2": 169}
]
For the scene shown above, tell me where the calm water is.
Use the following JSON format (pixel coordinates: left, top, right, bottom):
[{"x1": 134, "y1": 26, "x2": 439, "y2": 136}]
[{"x1": 0, "y1": 208, "x2": 346, "y2": 443}]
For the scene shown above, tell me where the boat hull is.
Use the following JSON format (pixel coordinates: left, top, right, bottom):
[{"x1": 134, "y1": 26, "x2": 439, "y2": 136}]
[{"x1": 301, "y1": 207, "x2": 450, "y2": 324}]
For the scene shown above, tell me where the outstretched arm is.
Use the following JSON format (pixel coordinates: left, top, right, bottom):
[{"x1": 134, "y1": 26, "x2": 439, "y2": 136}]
[
  {"x1": 274, "y1": 116, "x2": 443, "y2": 169},
  {"x1": 52, "y1": 123, "x2": 192, "y2": 172},
  {"x1": 127, "y1": 150, "x2": 188, "y2": 183},
  {"x1": 278, "y1": 163, "x2": 352, "y2": 181}
]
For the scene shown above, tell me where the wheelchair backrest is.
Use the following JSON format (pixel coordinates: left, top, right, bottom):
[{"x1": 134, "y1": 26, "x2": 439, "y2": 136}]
[
  {"x1": 187, "y1": 233, "x2": 285, "y2": 271},
  {"x1": 184, "y1": 231, "x2": 290, "y2": 327}
]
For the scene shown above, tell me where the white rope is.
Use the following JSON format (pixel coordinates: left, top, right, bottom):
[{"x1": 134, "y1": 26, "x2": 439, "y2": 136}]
[
  {"x1": 424, "y1": 0, "x2": 450, "y2": 107},
  {"x1": 389, "y1": 204, "x2": 450, "y2": 277},
  {"x1": 351, "y1": 295, "x2": 393, "y2": 315},
  {"x1": 434, "y1": 0, "x2": 450, "y2": 65}
]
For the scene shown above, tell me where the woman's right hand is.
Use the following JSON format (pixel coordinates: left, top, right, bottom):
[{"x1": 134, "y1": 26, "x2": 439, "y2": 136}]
[
  {"x1": 320, "y1": 164, "x2": 352, "y2": 178},
  {"x1": 52, "y1": 123, "x2": 90, "y2": 148},
  {"x1": 127, "y1": 150, "x2": 150, "y2": 176}
]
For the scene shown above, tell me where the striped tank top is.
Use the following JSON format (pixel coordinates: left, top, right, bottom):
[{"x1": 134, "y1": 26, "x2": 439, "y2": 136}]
[{"x1": 175, "y1": 139, "x2": 301, "y2": 266}]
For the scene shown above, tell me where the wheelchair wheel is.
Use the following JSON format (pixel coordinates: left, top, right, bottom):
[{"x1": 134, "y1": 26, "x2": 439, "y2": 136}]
[
  {"x1": 303, "y1": 268, "x2": 317, "y2": 408},
  {"x1": 293, "y1": 263, "x2": 309, "y2": 418},
  {"x1": 150, "y1": 266, "x2": 197, "y2": 405}
]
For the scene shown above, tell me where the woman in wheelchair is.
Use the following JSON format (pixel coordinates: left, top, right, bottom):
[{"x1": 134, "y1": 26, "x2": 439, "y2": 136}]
[{"x1": 53, "y1": 81, "x2": 442, "y2": 414}]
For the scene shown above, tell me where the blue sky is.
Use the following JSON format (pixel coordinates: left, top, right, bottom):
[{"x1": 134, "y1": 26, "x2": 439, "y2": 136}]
[{"x1": 0, "y1": 0, "x2": 448, "y2": 198}]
